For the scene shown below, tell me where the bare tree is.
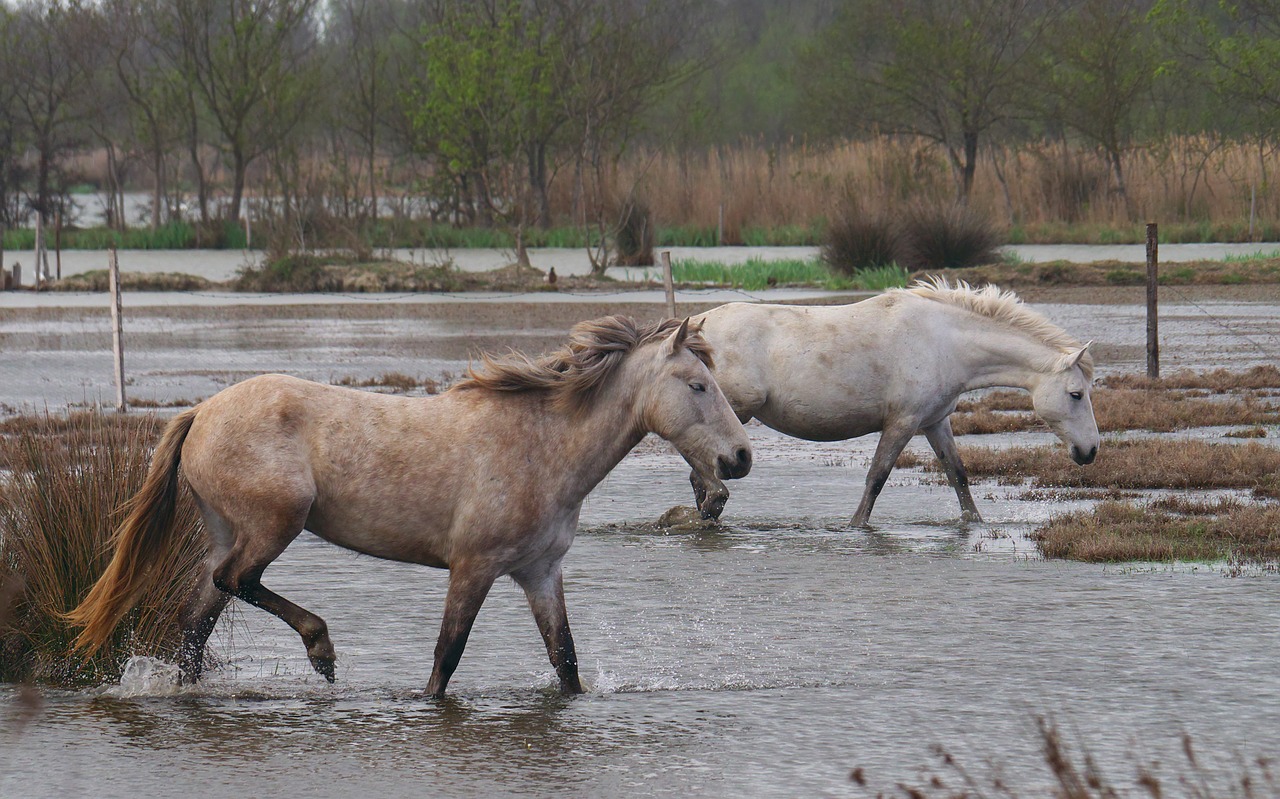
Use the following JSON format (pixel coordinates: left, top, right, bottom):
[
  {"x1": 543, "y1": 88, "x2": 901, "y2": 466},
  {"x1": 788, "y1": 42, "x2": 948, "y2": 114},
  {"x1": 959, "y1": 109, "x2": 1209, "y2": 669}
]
[
  {"x1": 2, "y1": 0, "x2": 102, "y2": 223},
  {"x1": 157, "y1": 0, "x2": 322, "y2": 222}
]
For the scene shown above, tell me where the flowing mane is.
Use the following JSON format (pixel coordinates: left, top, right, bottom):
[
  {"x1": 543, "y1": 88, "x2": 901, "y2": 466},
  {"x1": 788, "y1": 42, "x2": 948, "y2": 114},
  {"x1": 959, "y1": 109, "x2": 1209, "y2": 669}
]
[
  {"x1": 898, "y1": 276, "x2": 1094, "y2": 379},
  {"x1": 453, "y1": 315, "x2": 714, "y2": 408}
]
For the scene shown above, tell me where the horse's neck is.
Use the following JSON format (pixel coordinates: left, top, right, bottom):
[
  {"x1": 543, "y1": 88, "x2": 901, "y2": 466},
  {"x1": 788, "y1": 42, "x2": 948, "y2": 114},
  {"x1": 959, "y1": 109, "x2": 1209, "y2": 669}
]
[
  {"x1": 537, "y1": 393, "x2": 645, "y2": 508},
  {"x1": 951, "y1": 321, "x2": 1060, "y2": 393}
]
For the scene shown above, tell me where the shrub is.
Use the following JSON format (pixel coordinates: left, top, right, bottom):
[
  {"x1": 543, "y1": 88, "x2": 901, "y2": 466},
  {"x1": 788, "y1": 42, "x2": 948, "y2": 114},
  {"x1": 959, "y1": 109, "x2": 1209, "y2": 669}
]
[
  {"x1": 820, "y1": 203, "x2": 900, "y2": 276},
  {"x1": 896, "y1": 202, "x2": 1002, "y2": 270},
  {"x1": 233, "y1": 254, "x2": 343, "y2": 292},
  {"x1": 0, "y1": 411, "x2": 205, "y2": 685},
  {"x1": 614, "y1": 199, "x2": 654, "y2": 267}
]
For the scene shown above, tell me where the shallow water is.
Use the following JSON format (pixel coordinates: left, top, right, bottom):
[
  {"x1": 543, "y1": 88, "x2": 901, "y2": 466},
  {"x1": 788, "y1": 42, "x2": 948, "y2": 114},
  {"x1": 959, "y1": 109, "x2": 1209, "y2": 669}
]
[
  {"x1": 3, "y1": 439, "x2": 1278, "y2": 797},
  {"x1": 3, "y1": 293, "x2": 1280, "y2": 796}
]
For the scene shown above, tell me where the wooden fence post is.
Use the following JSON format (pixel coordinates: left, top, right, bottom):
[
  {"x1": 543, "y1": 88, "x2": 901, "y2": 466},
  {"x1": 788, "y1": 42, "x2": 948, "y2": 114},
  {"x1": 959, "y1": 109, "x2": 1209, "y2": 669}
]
[
  {"x1": 1146, "y1": 222, "x2": 1159, "y2": 380},
  {"x1": 109, "y1": 247, "x2": 127, "y2": 412},
  {"x1": 661, "y1": 250, "x2": 676, "y2": 319}
]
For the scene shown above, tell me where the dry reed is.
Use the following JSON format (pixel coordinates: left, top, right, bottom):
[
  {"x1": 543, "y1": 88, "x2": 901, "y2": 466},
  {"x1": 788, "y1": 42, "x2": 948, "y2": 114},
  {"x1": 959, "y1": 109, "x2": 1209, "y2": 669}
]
[
  {"x1": 548, "y1": 136, "x2": 1280, "y2": 240},
  {"x1": 0, "y1": 411, "x2": 205, "y2": 684},
  {"x1": 852, "y1": 715, "x2": 1280, "y2": 798}
]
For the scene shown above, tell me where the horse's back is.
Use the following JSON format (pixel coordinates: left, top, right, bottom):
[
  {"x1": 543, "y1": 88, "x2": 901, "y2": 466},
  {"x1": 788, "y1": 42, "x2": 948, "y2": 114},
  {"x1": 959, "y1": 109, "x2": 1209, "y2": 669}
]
[{"x1": 696, "y1": 296, "x2": 948, "y2": 440}]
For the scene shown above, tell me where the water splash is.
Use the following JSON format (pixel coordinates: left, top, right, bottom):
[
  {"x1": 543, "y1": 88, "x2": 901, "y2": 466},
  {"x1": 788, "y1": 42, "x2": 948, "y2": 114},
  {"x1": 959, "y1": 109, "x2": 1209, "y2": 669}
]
[{"x1": 102, "y1": 656, "x2": 184, "y2": 698}]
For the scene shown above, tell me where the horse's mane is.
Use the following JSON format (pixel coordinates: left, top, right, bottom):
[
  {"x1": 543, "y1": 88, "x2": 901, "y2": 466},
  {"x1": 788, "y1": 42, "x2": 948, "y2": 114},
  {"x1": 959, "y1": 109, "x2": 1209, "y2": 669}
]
[
  {"x1": 453, "y1": 316, "x2": 713, "y2": 408},
  {"x1": 898, "y1": 276, "x2": 1094, "y2": 379}
]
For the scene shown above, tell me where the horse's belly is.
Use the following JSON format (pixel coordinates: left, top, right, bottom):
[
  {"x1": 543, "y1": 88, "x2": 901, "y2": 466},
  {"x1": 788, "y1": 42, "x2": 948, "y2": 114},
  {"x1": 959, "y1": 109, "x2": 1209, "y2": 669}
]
[
  {"x1": 754, "y1": 400, "x2": 881, "y2": 442},
  {"x1": 305, "y1": 506, "x2": 451, "y2": 568}
]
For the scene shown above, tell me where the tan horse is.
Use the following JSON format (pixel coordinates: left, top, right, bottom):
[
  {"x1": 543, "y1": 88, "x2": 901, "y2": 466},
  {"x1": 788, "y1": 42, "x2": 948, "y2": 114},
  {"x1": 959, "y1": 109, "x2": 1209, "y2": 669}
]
[{"x1": 67, "y1": 316, "x2": 752, "y2": 696}]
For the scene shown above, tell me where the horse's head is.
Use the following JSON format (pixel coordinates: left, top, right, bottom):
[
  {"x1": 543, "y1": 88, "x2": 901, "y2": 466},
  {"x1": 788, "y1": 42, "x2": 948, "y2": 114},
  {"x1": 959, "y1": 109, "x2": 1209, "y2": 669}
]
[
  {"x1": 1030, "y1": 343, "x2": 1100, "y2": 466},
  {"x1": 637, "y1": 318, "x2": 753, "y2": 484}
]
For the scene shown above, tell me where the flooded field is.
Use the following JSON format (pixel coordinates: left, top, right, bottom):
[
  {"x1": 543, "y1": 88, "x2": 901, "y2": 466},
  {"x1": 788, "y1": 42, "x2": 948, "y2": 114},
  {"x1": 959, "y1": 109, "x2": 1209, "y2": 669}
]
[{"x1": 2, "y1": 288, "x2": 1279, "y2": 797}]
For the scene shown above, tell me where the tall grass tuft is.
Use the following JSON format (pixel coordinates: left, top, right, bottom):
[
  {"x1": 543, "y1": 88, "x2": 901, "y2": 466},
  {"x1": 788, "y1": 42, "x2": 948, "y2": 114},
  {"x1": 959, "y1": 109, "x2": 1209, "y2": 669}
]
[
  {"x1": 897, "y1": 202, "x2": 1003, "y2": 270},
  {"x1": 0, "y1": 411, "x2": 205, "y2": 685},
  {"x1": 820, "y1": 202, "x2": 900, "y2": 276}
]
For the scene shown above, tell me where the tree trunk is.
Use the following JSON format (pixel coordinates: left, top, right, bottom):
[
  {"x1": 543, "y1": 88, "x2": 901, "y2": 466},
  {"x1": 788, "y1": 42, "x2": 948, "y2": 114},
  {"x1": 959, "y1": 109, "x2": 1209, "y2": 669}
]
[
  {"x1": 960, "y1": 130, "x2": 979, "y2": 203},
  {"x1": 151, "y1": 147, "x2": 164, "y2": 230}
]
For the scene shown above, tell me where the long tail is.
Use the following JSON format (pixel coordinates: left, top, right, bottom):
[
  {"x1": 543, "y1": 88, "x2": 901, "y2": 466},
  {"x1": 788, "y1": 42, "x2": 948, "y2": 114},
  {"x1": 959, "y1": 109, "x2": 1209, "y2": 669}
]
[{"x1": 66, "y1": 407, "x2": 199, "y2": 654}]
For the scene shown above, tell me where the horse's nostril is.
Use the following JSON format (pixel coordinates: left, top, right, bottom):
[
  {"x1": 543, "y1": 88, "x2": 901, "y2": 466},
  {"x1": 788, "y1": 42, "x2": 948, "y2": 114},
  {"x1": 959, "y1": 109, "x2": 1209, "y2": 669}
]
[{"x1": 735, "y1": 447, "x2": 752, "y2": 466}]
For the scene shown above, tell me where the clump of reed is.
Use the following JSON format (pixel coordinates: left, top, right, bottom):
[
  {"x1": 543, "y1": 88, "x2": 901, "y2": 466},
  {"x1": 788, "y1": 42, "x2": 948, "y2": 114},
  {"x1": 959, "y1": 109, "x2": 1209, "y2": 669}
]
[
  {"x1": 852, "y1": 715, "x2": 1279, "y2": 798},
  {"x1": 896, "y1": 202, "x2": 1003, "y2": 270},
  {"x1": 820, "y1": 198, "x2": 1002, "y2": 275},
  {"x1": 1034, "y1": 496, "x2": 1280, "y2": 563},
  {"x1": 820, "y1": 200, "x2": 900, "y2": 275},
  {"x1": 0, "y1": 411, "x2": 205, "y2": 685}
]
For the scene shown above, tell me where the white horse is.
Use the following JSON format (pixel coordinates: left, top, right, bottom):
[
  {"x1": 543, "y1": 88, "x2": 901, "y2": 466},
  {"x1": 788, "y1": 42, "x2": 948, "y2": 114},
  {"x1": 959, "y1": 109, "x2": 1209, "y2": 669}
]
[{"x1": 690, "y1": 278, "x2": 1100, "y2": 526}]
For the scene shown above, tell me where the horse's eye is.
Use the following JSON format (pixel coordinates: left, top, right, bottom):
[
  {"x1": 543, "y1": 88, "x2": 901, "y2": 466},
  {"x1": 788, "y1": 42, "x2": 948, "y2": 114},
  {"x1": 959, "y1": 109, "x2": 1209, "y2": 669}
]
[
  {"x1": 689, "y1": 382, "x2": 706, "y2": 393},
  {"x1": 1070, "y1": 391, "x2": 1083, "y2": 400}
]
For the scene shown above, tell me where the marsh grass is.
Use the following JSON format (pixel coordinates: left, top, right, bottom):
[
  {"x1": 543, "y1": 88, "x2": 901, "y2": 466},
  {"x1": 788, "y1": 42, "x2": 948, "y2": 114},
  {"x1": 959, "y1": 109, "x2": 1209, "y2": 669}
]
[
  {"x1": 853, "y1": 716, "x2": 1280, "y2": 798},
  {"x1": 1033, "y1": 496, "x2": 1280, "y2": 563},
  {"x1": 0, "y1": 411, "x2": 205, "y2": 685},
  {"x1": 944, "y1": 438, "x2": 1280, "y2": 491}
]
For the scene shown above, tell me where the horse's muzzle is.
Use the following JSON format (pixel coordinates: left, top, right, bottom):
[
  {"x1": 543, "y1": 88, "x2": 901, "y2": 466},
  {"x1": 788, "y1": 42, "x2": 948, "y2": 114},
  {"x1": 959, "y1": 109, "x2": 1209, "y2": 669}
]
[
  {"x1": 717, "y1": 447, "x2": 753, "y2": 479},
  {"x1": 1071, "y1": 444, "x2": 1098, "y2": 465}
]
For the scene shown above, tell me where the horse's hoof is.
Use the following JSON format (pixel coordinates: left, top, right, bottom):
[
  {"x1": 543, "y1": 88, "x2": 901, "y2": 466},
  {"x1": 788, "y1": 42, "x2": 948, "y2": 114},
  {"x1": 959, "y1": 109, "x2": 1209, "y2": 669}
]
[
  {"x1": 960, "y1": 511, "x2": 983, "y2": 524},
  {"x1": 310, "y1": 655, "x2": 336, "y2": 683}
]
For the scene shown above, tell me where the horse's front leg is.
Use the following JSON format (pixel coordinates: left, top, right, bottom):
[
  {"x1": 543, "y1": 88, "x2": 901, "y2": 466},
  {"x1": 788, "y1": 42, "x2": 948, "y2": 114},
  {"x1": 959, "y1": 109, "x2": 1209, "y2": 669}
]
[
  {"x1": 923, "y1": 417, "x2": 982, "y2": 523},
  {"x1": 513, "y1": 559, "x2": 583, "y2": 695},
  {"x1": 427, "y1": 564, "x2": 497, "y2": 697},
  {"x1": 852, "y1": 420, "x2": 918, "y2": 527},
  {"x1": 689, "y1": 468, "x2": 729, "y2": 520}
]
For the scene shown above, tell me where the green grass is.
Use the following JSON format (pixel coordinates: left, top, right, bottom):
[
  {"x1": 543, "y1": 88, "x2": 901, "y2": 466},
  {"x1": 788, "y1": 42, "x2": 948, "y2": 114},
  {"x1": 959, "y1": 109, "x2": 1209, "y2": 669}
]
[
  {"x1": 671, "y1": 257, "x2": 908, "y2": 291},
  {"x1": 1222, "y1": 248, "x2": 1280, "y2": 262}
]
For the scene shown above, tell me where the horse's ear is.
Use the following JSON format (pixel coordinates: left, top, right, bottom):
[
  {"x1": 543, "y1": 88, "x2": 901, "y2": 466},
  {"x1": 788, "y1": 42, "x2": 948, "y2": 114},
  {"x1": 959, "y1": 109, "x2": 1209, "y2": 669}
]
[
  {"x1": 1070, "y1": 341, "x2": 1093, "y2": 368},
  {"x1": 664, "y1": 317, "x2": 691, "y2": 356}
]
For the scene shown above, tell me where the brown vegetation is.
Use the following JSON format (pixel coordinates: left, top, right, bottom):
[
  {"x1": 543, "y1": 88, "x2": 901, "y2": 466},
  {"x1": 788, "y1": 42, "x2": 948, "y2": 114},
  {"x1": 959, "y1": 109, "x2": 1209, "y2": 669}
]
[
  {"x1": 0, "y1": 411, "x2": 204, "y2": 684},
  {"x1": 333, "y1": 372, "x2": 448, "y2": 394},
  {"x1": 1100, "y1": 365, "x2": 1280, "y2": 392},
  {"x1": 1033, "y1": 497, "x2": 1280, "y2": 563},
  {"x1": 923, "y1": 438, "x2": 1280, "y2": 491},
  {"x1": 952, "y1": 384, "x2": 1280, "y2": 432}
]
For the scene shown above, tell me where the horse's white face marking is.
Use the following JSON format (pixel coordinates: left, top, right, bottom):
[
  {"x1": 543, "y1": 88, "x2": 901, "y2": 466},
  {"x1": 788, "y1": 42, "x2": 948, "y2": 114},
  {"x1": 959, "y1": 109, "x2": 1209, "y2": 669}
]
[
  {"x1": 642, "y1": 322, "x2": 753, "y2": 484},
  {"x1": 1031, "y1": 346, "x2": 1100, "y2": 465}
]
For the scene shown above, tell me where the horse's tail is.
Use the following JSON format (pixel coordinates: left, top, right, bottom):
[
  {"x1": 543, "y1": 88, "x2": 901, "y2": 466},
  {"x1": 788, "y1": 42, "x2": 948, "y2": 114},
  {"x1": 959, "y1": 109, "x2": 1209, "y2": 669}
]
[{"x1": 66, "y1": 407, "x2": 199, "y2": 655}]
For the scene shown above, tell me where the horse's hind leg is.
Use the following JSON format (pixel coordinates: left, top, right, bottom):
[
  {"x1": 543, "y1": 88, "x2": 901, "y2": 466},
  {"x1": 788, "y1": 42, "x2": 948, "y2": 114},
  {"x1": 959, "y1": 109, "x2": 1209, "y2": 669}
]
[
  {"x1": 211, "y1": 504, "x2": 338, "y2": 682},
  {"x1": 513, "y1": 559, "x2": 583, "y2": 695},
  {"x1": 923, "y1": 418, "x2": 982, "y2": 523},
  {"x1": 177, "y1": 497, "x2": 234, "y2": 684},
  {"x1": 178, "y1": 566, "x2": 230, "y2": 684},
  {"x1": 426, "y1": 564, "x2": 498, "y2": 697}
]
